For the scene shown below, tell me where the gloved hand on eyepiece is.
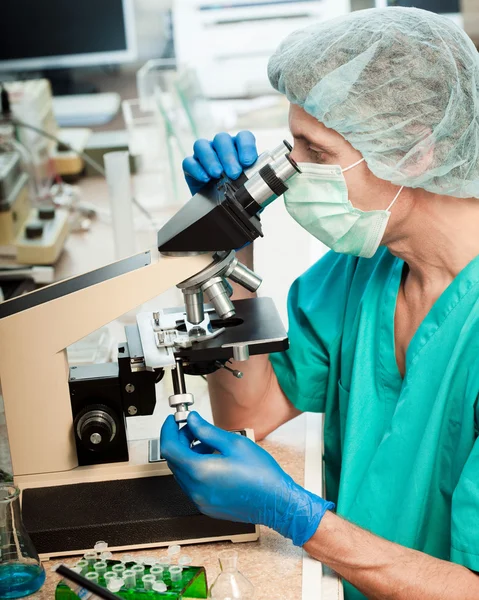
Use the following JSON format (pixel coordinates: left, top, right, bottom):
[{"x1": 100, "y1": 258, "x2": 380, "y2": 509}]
[
  {"x1": 182, "y1": 131, "x2": 258, "y2": 195},
  {"x1": 160, "y1": 411, "x2": 335, "y2": 547}
]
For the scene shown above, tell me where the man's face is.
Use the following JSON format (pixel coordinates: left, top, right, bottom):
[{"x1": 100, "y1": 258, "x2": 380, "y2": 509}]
[{"x1": 288, "y1": 104, "x2": 406, "y2": 219}]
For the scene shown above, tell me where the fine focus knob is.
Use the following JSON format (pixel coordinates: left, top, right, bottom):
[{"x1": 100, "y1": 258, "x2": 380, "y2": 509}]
[
  {"x1": 38, "y1": 206, "x2": 55, "y2": 220},
  {"x1": 25, "y1": 223, "x2": 44, "y2": 239},
  {"x1": 74, "y1": 405, "x2": 118, "y2": 452}
]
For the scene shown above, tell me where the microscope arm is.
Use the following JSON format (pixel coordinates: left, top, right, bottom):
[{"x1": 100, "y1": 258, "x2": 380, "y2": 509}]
[
  {"x1": 0, "y1": 139, "x2": 298, "y2": 480},
  {"x1": 0, "y1": 251, "x2": 212, "y2": 477}
]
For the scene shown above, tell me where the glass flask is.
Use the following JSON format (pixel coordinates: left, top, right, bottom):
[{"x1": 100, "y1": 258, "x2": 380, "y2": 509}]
[
  {"x1": 208, "y1": 550, "x2": 254, "y2": 600},
  {"x1": 0, "y1": 485, "x2": 45, "y2": 598}
]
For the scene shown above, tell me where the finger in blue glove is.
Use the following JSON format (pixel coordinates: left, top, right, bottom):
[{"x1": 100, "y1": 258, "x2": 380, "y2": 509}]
[
  {"x1": 182, "y1": 131, "x2": 259, "y2": 195},
  {"x1": 160, "y1": 412, "x2": 334, "y2": 547}
]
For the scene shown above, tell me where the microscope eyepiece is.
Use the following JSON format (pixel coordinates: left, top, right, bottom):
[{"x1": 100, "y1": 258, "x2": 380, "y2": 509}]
[{"x1": 237, "y1": 152, "x2": 300, "y2": 216}]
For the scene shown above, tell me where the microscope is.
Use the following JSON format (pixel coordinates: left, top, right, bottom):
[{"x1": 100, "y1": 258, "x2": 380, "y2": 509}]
[{"x1": 0, "y1": 141, "x2": 300, "y2": 558}]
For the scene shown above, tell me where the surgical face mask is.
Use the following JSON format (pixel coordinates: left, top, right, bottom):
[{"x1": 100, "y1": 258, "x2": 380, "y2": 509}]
[{"x1": 283, "y1": 158, "x2": 403, "y2": 258}]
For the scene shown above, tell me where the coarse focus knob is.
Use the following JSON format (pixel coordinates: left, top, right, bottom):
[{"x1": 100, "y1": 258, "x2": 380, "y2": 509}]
[{"x1": 74, "y1": 404, "x2": 118, "y2": 452}]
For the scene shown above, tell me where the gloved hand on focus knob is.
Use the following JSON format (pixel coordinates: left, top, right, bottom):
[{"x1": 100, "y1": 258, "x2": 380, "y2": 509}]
[{"x1": 160, "y1": 411, "x2": 335, "y2": 547}]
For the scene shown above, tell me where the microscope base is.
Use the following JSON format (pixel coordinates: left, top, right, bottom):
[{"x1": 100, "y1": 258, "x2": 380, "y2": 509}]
[{"x1": 22, "y1": 474, "x2": 259, "y2": 559}]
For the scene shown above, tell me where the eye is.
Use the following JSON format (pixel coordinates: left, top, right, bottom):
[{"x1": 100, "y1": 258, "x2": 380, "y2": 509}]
[{"x1": 308, "y1": 146, "x2": 328, "y2": 163}]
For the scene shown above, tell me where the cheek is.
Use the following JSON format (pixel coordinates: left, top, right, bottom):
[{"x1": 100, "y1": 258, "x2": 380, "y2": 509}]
[
  {"x1": 346, "y1": 171, "x2": 399, "y2": 212},
  {"x1": 345, "y1": 173, "x2": 376, "y2": 210}
]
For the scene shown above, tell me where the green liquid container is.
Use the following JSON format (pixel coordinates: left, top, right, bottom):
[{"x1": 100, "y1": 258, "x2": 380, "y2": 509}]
[{"x1": 55, "y1": 559, "x2": 208, "y2": 599}]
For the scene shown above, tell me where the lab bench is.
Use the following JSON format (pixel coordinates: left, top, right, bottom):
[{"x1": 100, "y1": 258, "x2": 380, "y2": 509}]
[{"x1": 30, "y1": 414, "x2": 342, "y2": 600}]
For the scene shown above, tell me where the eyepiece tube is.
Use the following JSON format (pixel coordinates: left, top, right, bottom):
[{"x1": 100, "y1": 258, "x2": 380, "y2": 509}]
[
  {"x1": 242, "y1": 152, "x2": 300, "y2": 208},
  {"x1": 271, "y1": 153, "x2": 301, "y2": 182},
  {"x1": 243, "y1": 140, "x2": 292, "y2": 178},
  {"x1": 270, "y1": 139, "x2": 293, "y2": 161}
]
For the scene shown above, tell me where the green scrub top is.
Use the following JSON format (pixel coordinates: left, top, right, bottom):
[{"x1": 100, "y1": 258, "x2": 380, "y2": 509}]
[{"x1": 270, "y1": 248, "x2": 479, "y2": 600}]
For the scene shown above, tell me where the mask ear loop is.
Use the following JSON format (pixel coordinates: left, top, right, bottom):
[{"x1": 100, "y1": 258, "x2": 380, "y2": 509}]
[
  {"x1": 386, "y1": 186, "x2": 404, "y2": 211},
  {"x1": 341, "y1": 157, "x2": 365, "y2": 173}
]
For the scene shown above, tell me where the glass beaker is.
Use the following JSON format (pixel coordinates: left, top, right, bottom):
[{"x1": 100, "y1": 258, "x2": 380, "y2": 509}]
[
  {"x1": 208, "y1": 550, "x2": 254, "y2": 599},
  {"x1": 0, "y1": 485, "x2": 45, "y2": 598}
]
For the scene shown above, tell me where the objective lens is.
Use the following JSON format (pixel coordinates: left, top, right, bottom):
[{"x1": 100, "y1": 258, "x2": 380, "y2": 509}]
[{"x1": 201, "y1": 277, "x2": 235, "y2": 319}]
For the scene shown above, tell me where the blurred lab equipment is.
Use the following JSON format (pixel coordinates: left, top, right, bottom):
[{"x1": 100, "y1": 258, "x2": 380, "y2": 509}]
[
  {"x1": 0, "y1": 484, "x2": 45, "y2": 599},
  {"x1": 129, "y1": 60, "x2": 210, "y2": 204},
  {"x1": 2, "y1": 79, "x2": 93, "y2": 181},
  {"x1": 463, "y1": 0, "x2": 479, "y2": 45},
  {"x1": 1, "y1": 80, "x2": 56, "y2": 194},
  {"x1": 103, "y1": 152, "x2": 136, "y2": 260},
  {"x1": 0, "y1": 0, "x2": 137, "y2": 127},
  {"x1": 208, "y1": 550, "x2": 254, "y2": 599},
  {"x1": 0, "y1": 265, "x2": 53, "y2": 305},
  {"x1": 173, "y1": 0, "x2": 350, "y2": 99},
  {"x1": 66, "y1": 327, "x2": 115, "y2": 366},
  {"x1": 383, "y1": 0, "x2": 462, "y2": 27},
  {"x1": 0, "y1": 141, "x2": 299, "y2": 558},
  {"x1": 0, "y1": 149, "x2": 69, "y2": 265}
]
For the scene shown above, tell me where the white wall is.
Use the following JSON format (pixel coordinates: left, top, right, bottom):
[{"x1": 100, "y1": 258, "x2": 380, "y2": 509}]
[{"x1": 134, "y1": 0, "x2": 173, "y2": 59}]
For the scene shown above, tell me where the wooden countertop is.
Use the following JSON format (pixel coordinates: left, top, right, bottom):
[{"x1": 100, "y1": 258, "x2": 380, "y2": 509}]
[{"x1": 31, "y1": 416, "x2": 308, "y2": 600}]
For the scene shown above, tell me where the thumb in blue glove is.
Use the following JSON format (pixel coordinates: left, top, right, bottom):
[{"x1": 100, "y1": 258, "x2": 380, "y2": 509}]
[{"x1": 160, "y1": 411, "x2": 334, "y2": 547}]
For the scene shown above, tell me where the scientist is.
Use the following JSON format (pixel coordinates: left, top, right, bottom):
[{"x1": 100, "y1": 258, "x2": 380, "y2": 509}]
[{"x1": 161, "y1": 7, "x2": 479, "y2": 599}]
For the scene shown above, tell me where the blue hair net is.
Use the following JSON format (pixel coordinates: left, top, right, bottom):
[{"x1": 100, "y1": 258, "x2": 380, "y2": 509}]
[{"x1": 268, "y1": 7, "x2": 479, "y2": 198}]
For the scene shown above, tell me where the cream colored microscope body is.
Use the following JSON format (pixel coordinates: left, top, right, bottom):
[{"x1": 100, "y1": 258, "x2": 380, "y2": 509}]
[
  {"x1": 0, "y1": 252, "x2": 260, "y2": 557},
  {"x1": 0, "y1": 253, "x2": 207, "y2": 485}
]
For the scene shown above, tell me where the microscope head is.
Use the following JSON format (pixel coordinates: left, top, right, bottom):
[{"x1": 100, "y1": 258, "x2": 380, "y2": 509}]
[
  {"x1": 155, "y1": 141, "x2": 300, "y2": 324},
  {"x1": 156, "y1": 140, "x2": 300, "y2": 255}
]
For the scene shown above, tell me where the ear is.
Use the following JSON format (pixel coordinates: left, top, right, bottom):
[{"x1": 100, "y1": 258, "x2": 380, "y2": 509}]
[{"x1": 401, "y1": 128, "x2": 435, "y2": 178}]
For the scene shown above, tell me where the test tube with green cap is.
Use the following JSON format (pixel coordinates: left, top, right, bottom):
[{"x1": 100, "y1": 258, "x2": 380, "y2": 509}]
[
  {"x1": 75, "y1": 559, "x2": 88, "y2": 575},
  {"x1": 93, "y1": 561, "x2": 107, "y2": 577},
  {"x1": 83, "y1": 552, "x2": 97, "y2": 567},
  {"x1": 112, "y1": 563, "x2": 126, "y2": 577},
  {"x1": 142, "y1": 557, "x2": 157, "y2": 568},
  {"x1": 142, "y1": 574, "x2": 156, "y2": 590},
  {"x1": 104, "y1": 572, "x2": 117, "y2": 584},
  {"x1": 121, "y1": 554, "x2": 135, "y2": 564},
  {"x1": 107, "y1": 576, "x2": 124, "y2": 593},
  {"x1": 150, "y1": 565, "x2": 164, "y2": 581},
  {"x1": 131, "y1": 563, "x2": 145, "y2": 583},
  {"x1": 123, "y1": 569, "x2": 136, "y2": 589},
  {"x1": 93, "y1": 541, "x2": 108, "y2": 553},
  {"x1": 85, "y1": 572, "x2": 99, "y2": 583},
  {"x1": 169, "y1": 565, "x2": 183, "y2": 586},
  {"x1": 167, "y1": 545, "x2": 181, "y2": 563}
]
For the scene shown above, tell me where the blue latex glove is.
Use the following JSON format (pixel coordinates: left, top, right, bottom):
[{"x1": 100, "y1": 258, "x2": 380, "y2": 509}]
[
  {"x1": 160, "y1": 412, "x2": 335, "y2": 547},
  {"x1": 182, "y1": 131, "x2": 258, "y2": 195}
]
